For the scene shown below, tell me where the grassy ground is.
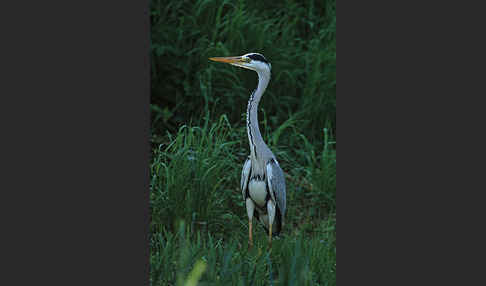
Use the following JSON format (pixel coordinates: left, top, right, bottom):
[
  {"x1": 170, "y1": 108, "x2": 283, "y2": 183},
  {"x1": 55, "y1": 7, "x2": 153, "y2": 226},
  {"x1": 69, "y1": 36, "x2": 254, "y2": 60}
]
[{"x1": 150, "y1": 0, "x2": 336, "y2": 284}]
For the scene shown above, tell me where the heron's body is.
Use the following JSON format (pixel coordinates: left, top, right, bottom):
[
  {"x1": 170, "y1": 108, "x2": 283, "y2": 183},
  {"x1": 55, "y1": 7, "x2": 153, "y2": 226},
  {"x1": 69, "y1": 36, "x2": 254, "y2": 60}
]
[
  {"x1": 243, "y1": 156, "x2": 285, "y2": 235},
  {"x1": 248, "y1": 179, "x2": 267, "y2": 207},
  {"x1": 210, "y1": 53, "x2": 286, "y2": 247}
]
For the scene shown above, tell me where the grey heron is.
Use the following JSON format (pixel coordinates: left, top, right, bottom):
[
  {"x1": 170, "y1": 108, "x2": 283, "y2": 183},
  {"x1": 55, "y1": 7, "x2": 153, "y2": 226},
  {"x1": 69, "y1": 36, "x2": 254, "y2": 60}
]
[{"x1": 209, "y1": 53, "x2": 286, "y2": 247}]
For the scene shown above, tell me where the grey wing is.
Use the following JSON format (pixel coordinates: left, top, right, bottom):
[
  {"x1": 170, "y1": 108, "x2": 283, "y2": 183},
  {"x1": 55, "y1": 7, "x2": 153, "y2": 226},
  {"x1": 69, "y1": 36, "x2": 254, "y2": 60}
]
[
  {"x1": 241, "y1": 157, "x2": 251, "y2": 200},
  {"x1": 266, "y1": 158, "x2": 287, "y2": 223}
]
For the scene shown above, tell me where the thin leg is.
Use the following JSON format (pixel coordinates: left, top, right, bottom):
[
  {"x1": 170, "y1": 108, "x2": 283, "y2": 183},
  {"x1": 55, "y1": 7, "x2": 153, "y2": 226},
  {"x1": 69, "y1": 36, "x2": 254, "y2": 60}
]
[
  {"x1": 246, "y1": 198, "x2": 255, "y2": 249},
  {"x1": 267, "y1": 200, "x2": 276, "y2": 247},
  {"x1": 268, "y1": 223, "x2": 272, "y2": 247},
  {"x1": 249, "y1": 218, "x2": 253, "y2": 248}
]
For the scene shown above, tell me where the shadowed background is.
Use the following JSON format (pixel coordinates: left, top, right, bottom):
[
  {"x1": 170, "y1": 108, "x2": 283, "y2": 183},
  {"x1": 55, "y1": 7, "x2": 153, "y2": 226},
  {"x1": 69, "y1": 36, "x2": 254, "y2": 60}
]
[{"x1": 150, "y1": 0, "x2": 336, "y2": 284}]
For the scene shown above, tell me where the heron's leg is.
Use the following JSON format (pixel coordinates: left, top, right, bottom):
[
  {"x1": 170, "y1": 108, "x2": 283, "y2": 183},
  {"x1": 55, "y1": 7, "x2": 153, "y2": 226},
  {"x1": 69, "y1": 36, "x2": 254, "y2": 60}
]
[
  {"x1": 246, "y1": 198, "x2": 255, "y2": 248},
  {"x1": 267, "y1": 200, "x2": 276, "y2": 247}
]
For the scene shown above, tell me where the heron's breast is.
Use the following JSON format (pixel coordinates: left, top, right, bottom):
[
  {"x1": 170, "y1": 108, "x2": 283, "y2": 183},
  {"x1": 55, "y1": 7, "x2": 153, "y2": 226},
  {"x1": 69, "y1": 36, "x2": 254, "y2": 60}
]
[{"x1": 248, "y1": 179, "x2": 267, "y2": 207}]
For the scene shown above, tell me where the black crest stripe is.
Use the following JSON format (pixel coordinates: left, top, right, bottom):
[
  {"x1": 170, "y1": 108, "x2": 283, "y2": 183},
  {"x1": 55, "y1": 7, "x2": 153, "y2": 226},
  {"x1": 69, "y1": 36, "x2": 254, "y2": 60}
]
[{"x1": 247, "y1": 53, "x2": 269, "y2": 64}]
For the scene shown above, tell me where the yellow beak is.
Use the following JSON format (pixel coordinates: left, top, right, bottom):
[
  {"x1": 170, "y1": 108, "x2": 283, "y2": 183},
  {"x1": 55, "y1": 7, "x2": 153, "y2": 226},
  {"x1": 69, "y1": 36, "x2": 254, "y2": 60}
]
[{"x1": 208, "y1": 56, "x2": 245, "y2": 64}]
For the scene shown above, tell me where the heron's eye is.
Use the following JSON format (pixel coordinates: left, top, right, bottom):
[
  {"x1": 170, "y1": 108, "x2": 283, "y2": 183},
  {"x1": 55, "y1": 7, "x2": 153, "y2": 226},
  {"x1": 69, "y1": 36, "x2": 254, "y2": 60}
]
[{"x1": 242, "y1": 57, "x2": 251, "y2": 63}]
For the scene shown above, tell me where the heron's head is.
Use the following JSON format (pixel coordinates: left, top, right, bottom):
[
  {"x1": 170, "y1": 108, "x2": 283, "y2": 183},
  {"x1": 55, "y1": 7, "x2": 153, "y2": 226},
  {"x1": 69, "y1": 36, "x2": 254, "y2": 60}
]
[{"x1": 209, "y1": 53, "x2": 271, "y2": 74}]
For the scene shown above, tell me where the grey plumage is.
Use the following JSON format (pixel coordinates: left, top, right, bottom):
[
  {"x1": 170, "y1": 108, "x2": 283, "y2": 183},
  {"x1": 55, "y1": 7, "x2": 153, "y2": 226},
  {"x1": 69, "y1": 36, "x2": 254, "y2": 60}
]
[
  {"x1": 266, "y1": 158, "x2": 286, "y2": 228},
  {"x1": 210, "y1": 53, "x2": 286, "y2": 246}
]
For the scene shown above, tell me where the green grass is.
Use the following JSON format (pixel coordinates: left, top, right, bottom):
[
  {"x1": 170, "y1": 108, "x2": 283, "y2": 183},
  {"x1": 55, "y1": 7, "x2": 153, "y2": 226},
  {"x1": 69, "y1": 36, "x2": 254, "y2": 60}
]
[
  {"x1": 150, "y1": 0, "x2": 336, "y2": 284},
  {"x1": 150, "y1": 118, "x2": 336, "y2": 285},
  {"x1": 151, "y1": 221, "x2": 335, "y2": 285}
]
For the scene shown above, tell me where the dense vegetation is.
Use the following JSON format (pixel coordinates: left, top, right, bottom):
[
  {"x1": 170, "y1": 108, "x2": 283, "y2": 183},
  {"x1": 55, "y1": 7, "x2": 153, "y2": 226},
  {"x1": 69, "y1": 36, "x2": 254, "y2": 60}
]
[{"x1": 150, "y1": 0, "x2": 336, "y2": 284}]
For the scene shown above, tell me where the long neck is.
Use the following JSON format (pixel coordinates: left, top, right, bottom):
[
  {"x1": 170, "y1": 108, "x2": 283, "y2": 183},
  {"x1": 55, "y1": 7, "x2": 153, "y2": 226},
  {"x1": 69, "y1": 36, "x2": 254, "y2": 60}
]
[{"x1": 246, "y1": 71, "x2": 270, "y2": 160}]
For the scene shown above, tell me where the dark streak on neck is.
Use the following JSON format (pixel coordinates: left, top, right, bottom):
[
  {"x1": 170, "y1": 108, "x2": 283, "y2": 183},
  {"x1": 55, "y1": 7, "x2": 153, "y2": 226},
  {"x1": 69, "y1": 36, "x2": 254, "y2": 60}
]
[{"x1": 247, "y1": 90, "x2": 258, "y2": 160}]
